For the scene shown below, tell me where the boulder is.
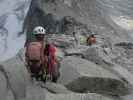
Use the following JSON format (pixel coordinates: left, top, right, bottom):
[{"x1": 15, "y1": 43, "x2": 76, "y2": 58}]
[
  {"x1": 83, "y1": 47, "x2": 104, "y2": 65},
  {"x1": 25, "y1": 85, "x2": 114, "y2": 100},
  {"x1": 58, "y1": 56, "x2": 129, "y2": 96},
  {"x1": 65, "y1": 45, "x2": 89, "y2": 57}
]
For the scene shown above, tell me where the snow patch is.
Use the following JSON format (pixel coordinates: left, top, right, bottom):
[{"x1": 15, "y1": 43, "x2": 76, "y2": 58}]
[
  {"x1": 0, "y1": 0, "x2": 31, "y2": 62},
  {"x1": 0, "y1": 14, "x2": 25, "y2": 61},
  {"x1": 111, "y1": 16, "x2": 133, "y2": 30}
]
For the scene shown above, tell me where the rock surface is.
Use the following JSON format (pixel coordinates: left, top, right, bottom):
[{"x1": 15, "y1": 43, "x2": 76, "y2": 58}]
[
  {"x1": 0, "y1": 68, "x2": 8, "y2": 100},
  {"x1": 45, "y1": 92, "x2": 114, "y2": 100},
  {"x1": 1, "y1": 53, "x2": 30, "y2": 100},
  {"x1": 59, "y1": 56, "x2": 129, "y2": 96},
  {"x1": 1, "y1": 0, "x2": 133, "y2": 100}
]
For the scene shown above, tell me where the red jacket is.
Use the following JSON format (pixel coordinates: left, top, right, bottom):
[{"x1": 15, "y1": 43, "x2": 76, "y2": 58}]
[
  {"x1": 44, "y1": 44, "x2": 57, "y2": 75},
  {"x1": 87, "y1": 36, "x2": 96, "y2": 45}
]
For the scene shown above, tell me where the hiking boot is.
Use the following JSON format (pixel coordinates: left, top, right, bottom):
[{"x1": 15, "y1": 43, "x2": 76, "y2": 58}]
[{"x1": 46, "y1": 74, "x2": 52, "y2": 81}]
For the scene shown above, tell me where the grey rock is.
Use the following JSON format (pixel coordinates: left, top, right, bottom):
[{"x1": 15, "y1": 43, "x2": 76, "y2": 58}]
[
  {"x1": 1, "y1": 0, "x2": 133, "y2": 100},
  {"x1": 0, "y1": 67, "x2": 8, "y2": 100},
  {"x1": 61, "y1": 16, "x2": 77, "y2": 35},
  {"x1": 115, "y1": 42, "x2": 133, "y2": 49},
  {"x1": 25, "y1": 84, "x2": 46, "y2": 100},
  {"x1": 6, "y1": 90, "x2": 15, "y2": 100},
  {"x1": 64, "y1": 45, "x2": 89, "y2": 57},
  {"x1": 83, "y1": 47, "x2": 104, "y2": 65},
  {"x1": 45, "y1": 92, "x2": 114, "y2": 100},
  {"x1": 43, "y1": 82, "x2": 72, "y2": 93},
  {"x1": 24, "y1": 84, "x2": 114, "y2": 100},
  {"x1": 59, "y1": 56, "x2": 129, "y2": 96},
  {"x1": 1, "y1": 54, "x2": 30, "y2": 100},
  {"x1": 24, "y1": 0, "x2": 90, "y2": 41},
  {"x1": 46, "y1": 34, "x2": 75, "y2": 48}
]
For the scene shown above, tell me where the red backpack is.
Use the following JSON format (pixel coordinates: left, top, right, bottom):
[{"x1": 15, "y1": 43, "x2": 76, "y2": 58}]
[
  {"x1": 26, "y1": 42, "x2": 44, "y2": 61},
  {"x1": 44, "y1": 44, "x2": 57, "y2": 75}
]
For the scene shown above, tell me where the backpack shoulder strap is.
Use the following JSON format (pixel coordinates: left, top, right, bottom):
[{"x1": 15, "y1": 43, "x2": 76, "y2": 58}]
[{"x1": 40, "y1": 41, "x2": 45, "y2": 60}]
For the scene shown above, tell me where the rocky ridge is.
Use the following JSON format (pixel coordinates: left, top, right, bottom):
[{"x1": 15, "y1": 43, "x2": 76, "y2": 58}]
[{"x1": 0, "y1": 0, "x2": 133, "y2": 100}]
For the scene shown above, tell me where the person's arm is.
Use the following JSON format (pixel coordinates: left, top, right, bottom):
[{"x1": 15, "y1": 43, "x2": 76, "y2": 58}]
[
  {"x1": 24, "y1": 39, "x2": 29, "y2": 47},
  {"x1": 52, "y1": 45, "x2": 58, "y2": 63}
]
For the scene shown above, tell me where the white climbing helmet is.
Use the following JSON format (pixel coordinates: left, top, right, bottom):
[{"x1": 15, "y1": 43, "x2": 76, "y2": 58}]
[
  {"x1": 33, "y1": 26, "x2": 46, "y2": 35},
  {"x1": 91, "y1": 31, "x2": 96, "y2": 35}
]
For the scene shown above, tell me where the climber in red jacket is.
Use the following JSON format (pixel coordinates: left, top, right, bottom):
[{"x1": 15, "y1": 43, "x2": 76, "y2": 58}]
[
  {"x1": 25, "y1": 26, "x2": 59, "y2": 82},
  {"x1": 86, "y1": 32, "x2": 96, "y2": 46}
]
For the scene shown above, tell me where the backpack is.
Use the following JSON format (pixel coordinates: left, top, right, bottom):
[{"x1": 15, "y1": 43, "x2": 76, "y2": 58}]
[
  {"x1": 26, "y1": 42, "x2": 44, "y2": 61},
  {"x1": 44, "y1": 44, "x2": 58, "y2": 81}
]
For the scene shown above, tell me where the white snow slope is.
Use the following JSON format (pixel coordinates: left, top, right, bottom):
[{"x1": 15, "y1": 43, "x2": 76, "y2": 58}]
[{"x1": 0, "y1": 0, "x2": 31, "y2": 61}]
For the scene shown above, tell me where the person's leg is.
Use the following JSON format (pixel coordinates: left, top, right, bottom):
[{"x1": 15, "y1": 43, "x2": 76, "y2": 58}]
[
  {"x1": 52, "y1": 63, "x2": 60, "y2": 83},
  {"x1": 28, "y1": 61, "x2": 41, "y2": 81},
  {"x1": 39, "y1": 64, "x2": 47, "y2": 82}
]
